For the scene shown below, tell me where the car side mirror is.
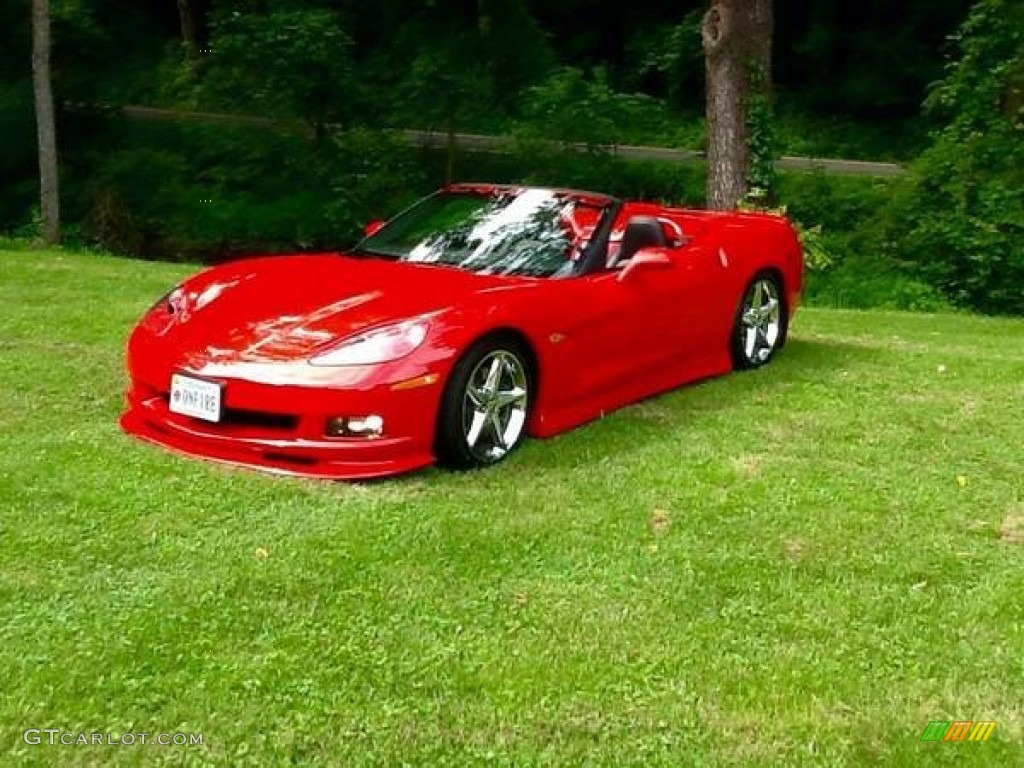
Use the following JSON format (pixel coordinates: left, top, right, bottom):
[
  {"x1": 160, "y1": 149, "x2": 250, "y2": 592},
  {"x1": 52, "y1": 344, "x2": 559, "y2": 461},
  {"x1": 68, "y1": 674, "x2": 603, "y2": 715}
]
[
  {"x1": 363, "y1": 219, "x2": 386, "y2": 237},
  {"x1": 617, "y1": 247, "x2": 674, "y2": 282}
]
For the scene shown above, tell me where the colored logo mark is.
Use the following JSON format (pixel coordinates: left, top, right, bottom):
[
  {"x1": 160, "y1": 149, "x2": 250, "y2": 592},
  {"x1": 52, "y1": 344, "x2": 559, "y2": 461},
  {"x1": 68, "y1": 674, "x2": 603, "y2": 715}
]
[{"x1": 921, "y1": 720, "x2": 996, "y2": 742}]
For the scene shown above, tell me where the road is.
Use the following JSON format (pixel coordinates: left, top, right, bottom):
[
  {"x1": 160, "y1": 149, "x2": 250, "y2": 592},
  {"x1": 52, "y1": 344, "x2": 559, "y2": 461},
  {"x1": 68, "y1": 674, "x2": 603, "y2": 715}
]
[{"x1": 105, "y1": 105, "x2": 907, "y2": 178}]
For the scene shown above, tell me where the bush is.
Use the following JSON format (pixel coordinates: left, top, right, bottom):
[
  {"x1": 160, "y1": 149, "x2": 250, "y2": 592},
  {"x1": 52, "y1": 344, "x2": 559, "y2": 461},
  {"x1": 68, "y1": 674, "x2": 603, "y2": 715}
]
[
  {"x1": 72, "y1": 118, "x2": 430, "y2": 261},
  {"x1": 200, "y1": 6, "x2": 354, "y2": 139},
  {"x1": 519, "y1": 67, "x2": 672, "y2": 148},
  {"x1": 802, "y1": 240, "x2": 951, "y2": 312},
  {"x1": 895, "y1": 0, "x2": 1024, "y2": 314},
  {"x1": 59, "y1": 112, "x2": 950, "y2": 316},
  {"x1": 758, "y1": 173, "x2": 950, "y2": 311}
]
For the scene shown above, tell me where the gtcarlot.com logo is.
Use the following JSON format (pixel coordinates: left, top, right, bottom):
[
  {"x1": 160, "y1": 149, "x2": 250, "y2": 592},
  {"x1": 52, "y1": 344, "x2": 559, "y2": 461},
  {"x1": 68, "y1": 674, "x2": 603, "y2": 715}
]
[{"x1": 23, "y1": 729, "x2": 203, "y2": 747}]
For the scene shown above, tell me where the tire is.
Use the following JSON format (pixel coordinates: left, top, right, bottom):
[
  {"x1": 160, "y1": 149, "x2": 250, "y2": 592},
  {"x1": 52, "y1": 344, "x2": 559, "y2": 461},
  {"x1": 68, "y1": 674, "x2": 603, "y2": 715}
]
[
  {"x1": 731, "y1": 272, "x2": 787, "y2": 370},
  {"x1": 435, "y1": 336, "x2": 532, "y2": 469}
]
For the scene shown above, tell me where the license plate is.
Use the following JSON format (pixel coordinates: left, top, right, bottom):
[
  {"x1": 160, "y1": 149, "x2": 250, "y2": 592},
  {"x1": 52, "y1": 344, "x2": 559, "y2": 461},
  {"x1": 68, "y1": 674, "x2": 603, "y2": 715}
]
[{"x1": 169, "y1": 373, "x2": 223, "y2": 422}]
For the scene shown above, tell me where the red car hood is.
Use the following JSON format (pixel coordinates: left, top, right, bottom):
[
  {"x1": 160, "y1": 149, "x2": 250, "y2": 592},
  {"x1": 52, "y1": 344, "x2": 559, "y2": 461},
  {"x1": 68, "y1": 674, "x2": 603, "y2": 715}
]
[{"x1": 168, "y1": 254, "x2": 519, "y2": 364}]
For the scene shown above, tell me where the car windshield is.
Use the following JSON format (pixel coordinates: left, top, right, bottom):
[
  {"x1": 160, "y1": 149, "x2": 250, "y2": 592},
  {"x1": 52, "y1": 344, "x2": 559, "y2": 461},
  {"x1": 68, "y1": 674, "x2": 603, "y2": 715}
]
[{"x1": 355, "y1": 188, "x2": 609, "y2": 278}]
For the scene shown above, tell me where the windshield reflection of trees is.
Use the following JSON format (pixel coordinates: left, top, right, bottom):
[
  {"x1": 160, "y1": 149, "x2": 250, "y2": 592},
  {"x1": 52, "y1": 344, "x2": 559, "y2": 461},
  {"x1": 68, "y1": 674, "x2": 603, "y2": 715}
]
[{"x1": 406, "y1": 191, "x2": 576, "y2": 277}]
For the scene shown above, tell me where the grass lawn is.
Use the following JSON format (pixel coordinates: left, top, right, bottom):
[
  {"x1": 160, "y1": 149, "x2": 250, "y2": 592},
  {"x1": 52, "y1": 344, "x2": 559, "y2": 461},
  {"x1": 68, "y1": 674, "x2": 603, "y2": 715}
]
[{"x1": 1, "y1": 247, "x2": 1023, "y2": 766}]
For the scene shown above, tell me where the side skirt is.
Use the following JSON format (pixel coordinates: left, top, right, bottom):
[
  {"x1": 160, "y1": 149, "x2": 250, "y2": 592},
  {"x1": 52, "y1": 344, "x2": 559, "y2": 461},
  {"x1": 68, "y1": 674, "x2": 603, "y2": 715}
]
[{"x1": 528, "y1": 350, "x2": 733, "y2": 439}]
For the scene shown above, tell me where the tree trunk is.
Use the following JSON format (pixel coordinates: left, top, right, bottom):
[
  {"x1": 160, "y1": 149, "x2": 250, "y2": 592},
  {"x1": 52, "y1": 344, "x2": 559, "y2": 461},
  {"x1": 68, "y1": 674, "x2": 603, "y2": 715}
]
[
  {"x1": 177, "y1": 0, "x2": 199, "y2": 61},
  {"x1": 702, "y1": 1, "x2": 748, "y2": 211},
  {"x1": 32, "y1": 0, "x2": 60, "y2": 244}
]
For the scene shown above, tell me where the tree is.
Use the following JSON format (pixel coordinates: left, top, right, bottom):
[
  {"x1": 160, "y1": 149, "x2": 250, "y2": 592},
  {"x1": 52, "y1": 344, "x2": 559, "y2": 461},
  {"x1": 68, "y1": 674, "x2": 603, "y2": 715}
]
[
  {"x1": 202, "y1": 7, "x2": 354, "y2": 146},
  {"x1": 702, "y1": 0, "x2": 747, "y2": 210},
  {"x1": 750, "y1": 0, "x2": 773, "y2": 92},
  {"x1": 521, "y1": 67, "x2": 664, "y2": 149},
  {"x1": 176, "y1": 0, "x2": 199, "y2": 62},
  {"x1": 701, "y1": 0, "x2": 773, "y2": 211},
  {"x1": 31, "y1": 0, "x2": 59, "y2": 244},
  {"x1": 400, "y1": 43, "x2": 491, "y2": 183},
  {"x1": 898, "y1": 0, "x2": 1024, "y2": 314},
  {"x1": 388, "y1": 0, "x2": 552, "y2": 181}
]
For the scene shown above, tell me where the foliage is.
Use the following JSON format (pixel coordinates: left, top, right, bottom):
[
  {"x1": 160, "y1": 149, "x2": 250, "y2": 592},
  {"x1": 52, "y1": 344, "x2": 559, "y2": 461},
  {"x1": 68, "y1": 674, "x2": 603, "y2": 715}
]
[
  {"x1": 391, "y1": 30, "x2": 493, "y2": 136},
  {"x1": 624, "y1": 9, "x2": 706, "y2": 109},
  {"x1": 738, "y1": 197, "x2": 831, "y2": 273},
  {"x1": 771, "y1": 109, "x2": 926, "y2": 163},
  {"x1": 897, "y1": 0, "x2": 1024, "y2": 314},
  {"x1": 744, "y1": 67, "x2": 778, "y2": 204},
  {"x1": 375, "y1": 0, "x2": 553, "y2": 125},
  {"x1": 475, "y1": 0, "x2": 556, "y2": 109},
  {"x1": 80, "y1": 146, "x2": 192, "y2": 256},
  {"x1": 200, "y1": 5, "x2": 354, "y2": 138},
  {"x1": 1, "y1": 0, "x2": 1016, "y2": 314},
  {"x1": 740, "y1": 172, "x2": 949, "y2": 311},
  {"x1": 770, "y1": 0, "x2": 974, "y2": 118},
  {"x1": 48, "y1": 1, "x2": 148, "y2": 102},
  {"x1": 803, "y1": 246, "x2": 952, "y2": 312},
  {"x1": 519, "y1": 67, "x2": 669, "y2": 148},
  {"x1": 319, "y1": 128, "x2": 428, "y2": 238},
  {"x1": 73, "y1": 121, "x2": 428, "y2": 260},
  {"x1": 62, "y1": 112, "x2": 943, "y2": 316}
]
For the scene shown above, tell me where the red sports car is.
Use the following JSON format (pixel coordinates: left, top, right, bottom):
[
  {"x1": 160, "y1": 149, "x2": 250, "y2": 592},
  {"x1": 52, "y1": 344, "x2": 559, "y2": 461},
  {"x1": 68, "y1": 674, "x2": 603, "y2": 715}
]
[{"x1": 121, "y1": 183, "x2": 803, "y2": 479}]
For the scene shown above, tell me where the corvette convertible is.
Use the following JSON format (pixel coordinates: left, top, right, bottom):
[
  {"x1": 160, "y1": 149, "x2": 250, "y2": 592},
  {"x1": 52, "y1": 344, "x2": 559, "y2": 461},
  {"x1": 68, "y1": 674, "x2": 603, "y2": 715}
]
[{"x1": 121, "y1": 183, "x2": 803, "y2": 479}]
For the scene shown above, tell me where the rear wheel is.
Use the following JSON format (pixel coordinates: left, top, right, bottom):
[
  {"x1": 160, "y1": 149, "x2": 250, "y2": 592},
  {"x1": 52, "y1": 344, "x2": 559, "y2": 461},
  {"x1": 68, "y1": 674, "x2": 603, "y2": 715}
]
[
  {"x1": 436, "y1": 338, "x2": 531, "y2": 469},
  {"x1": 731, "y1": 273, "x2": 787, "y2": 369}
]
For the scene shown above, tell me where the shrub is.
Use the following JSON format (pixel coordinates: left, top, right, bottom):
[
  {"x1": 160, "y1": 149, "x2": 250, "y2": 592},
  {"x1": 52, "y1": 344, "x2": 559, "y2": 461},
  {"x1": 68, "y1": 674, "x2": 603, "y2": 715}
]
[
  {"x1": 74, "y1": 119, "x2": 429, "y2": 261},
  {"x1": 519, "y1": 68, "x2": 671, "y2": 149},
  {"x1": 62, "y1": 111, "x2": 949, "y2": 318},
  {"x1": 896, "y1": 0, "x2": 1024, "y2": 314},
  {"x1": 200, "y1": 6, "x2": 354, "y2": 141}
]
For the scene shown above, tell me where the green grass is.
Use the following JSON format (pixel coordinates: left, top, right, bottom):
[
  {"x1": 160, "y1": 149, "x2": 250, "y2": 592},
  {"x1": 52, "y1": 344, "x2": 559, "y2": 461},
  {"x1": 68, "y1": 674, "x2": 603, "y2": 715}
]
[{"x1": 1, "y1": 247, "x2": 1023, "y2": 766}]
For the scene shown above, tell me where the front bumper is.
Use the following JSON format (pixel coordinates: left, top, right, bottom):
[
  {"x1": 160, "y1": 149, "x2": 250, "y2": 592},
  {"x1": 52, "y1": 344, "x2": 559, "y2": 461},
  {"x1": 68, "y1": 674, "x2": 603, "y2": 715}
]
[{"x1": 120, "y1": 373, "x2": 441, "y2": 480}]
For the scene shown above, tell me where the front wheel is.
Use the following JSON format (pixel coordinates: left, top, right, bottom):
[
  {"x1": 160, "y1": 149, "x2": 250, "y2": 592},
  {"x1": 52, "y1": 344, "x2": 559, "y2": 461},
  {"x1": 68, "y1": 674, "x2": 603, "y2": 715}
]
[
  {"x1": 435, "y1": 338, "x2": 531, "y2": 469},
  {"x1": 731, "y1": 273, "x2": 787, "y2": 369}
]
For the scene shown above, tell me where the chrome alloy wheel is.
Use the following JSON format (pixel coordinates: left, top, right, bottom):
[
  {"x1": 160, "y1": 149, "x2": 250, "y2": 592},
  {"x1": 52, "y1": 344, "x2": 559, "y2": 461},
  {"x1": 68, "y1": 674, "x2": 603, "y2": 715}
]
[
  {"x1": 740, "y1": 278, "x2": 782, "y2": 365},
  {"x1": 462, "y1": 350, "x2": 529, "y2": 462}
]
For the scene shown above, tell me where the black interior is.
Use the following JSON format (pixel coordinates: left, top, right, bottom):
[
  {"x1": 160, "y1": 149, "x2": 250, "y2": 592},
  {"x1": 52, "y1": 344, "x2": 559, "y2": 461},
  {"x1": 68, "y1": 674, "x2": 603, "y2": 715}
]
[
  {"x1": 573, "y1": 199, "x2": 623, "y2": 276},
  {"x1": 613, "y1": 216, "x2": 668, "y2": 267}
]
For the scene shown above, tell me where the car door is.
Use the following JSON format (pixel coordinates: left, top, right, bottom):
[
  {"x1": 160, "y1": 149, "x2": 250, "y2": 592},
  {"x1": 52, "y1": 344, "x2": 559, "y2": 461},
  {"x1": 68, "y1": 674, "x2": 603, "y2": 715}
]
[
  {"x1": 555, "y1": 270, "x2": 667, "y2": 403},
  {"x1": 665, "y1": 242, "x2": 731, "y2": 360},
  {"x1": 538, "y1": 265, "x2": 672, "y2": 404}
]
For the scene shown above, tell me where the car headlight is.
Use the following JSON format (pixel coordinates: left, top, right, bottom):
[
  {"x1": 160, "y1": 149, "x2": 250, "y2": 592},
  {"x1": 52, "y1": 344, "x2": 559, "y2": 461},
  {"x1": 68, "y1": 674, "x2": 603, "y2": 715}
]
[
  {"x1": 310, "y1": 319, "x2": 429, "y2": 367},
  {"x1": 140, "y1": 285, "x2": 188, "y2": 336}
]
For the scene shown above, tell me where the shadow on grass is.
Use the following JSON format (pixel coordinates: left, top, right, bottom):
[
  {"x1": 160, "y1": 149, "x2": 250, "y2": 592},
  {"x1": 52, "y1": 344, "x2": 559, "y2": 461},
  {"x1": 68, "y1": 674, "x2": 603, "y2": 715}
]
[
  {"x1": 769, "y1": 335, "x2": 890, "y2": 373},
  {"x1": 356, "y1": 337, "x2": 889, "y2": 487},
  {"x1": 507, "y1": 337, "x2": 890, "y2": 472}
]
